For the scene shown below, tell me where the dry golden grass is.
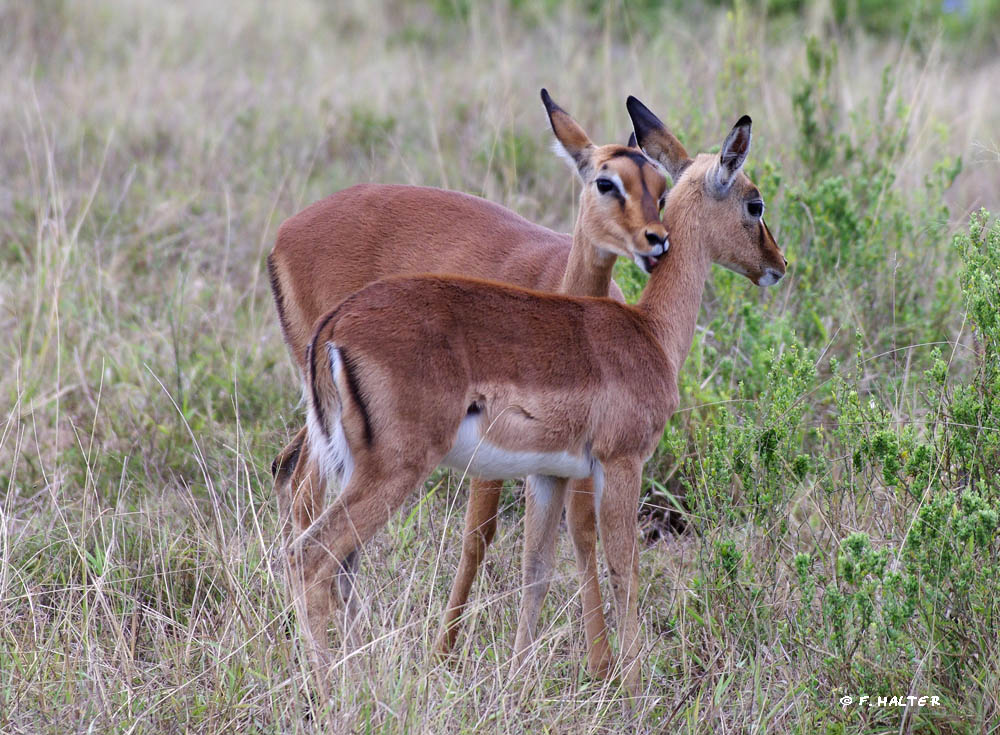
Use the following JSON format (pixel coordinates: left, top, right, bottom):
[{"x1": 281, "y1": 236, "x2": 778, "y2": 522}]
[{"x1": 2, "y1": 1, "x2": 998, "y2": 732}]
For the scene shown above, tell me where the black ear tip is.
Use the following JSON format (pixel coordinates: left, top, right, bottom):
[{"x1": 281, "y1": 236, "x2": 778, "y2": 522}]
[
  {"x1": 626, "y1": 95, "x2": 664, "y2": 132},
  {"x1": 736, "y1": 114, "x2": 752, "y2": 128},
  {"x1": 540, "y1": 88, "x2": 559, "y2": 114},
  {"x1": 270, "y1": 457, "x2": 279, "y2": 478},
  {"x1": 626, "y1": 95, "x2": 645, "y2": 115}
]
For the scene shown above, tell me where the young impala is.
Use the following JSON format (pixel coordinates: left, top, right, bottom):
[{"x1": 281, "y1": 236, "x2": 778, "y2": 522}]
[
  {"x1": 287, "y1": 96, "x2": 786, "y2": 694},
  {"x1": 270, "y1": 90, "x2": 667, "y2": 673}
]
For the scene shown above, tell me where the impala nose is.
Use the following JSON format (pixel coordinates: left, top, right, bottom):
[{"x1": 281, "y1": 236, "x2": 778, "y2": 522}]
[
  {"x1": 758, "y1": 267, "x2": 785, "y2": 287},
  {"x1": 645, "y1": 230, "x2": 669, "y2": 256}
]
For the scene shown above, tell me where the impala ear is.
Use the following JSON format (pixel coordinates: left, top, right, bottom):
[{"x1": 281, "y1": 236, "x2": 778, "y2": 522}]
[
  {"x1": 626, "y1": 95, "x2": 692, "y2": 182},
  {"x1": 708, "y1": 115, "x2": 752, "y2": 197},
  {"x1": 541, "y1": 88, "x2": 595, "y2": 180}
]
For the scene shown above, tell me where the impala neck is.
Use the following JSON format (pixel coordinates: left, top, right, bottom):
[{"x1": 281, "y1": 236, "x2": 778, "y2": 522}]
[
  {"x1": 558, "y1": 215, "x2": 618, "y2": 296},
  {"x1": 636, "y1": 189, "x2": 712, "y2": 372}
]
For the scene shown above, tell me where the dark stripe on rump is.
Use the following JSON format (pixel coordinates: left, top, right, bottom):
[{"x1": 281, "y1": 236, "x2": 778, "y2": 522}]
[
  {"x1": 307, "y1": 306, "x2": 345, "y2": 438},
  {"x1": 339, "y1": 346, "x2": 374, "y2": 447},
  {"x1": 266, "y1": 254, "x2": 292, "y2": 341},
  {"x1": 309, "y1": 308, "x2": 341, "y2": 368},
  {"x1": 306, "y1": 340, "x2": 327, "y2": 438}
]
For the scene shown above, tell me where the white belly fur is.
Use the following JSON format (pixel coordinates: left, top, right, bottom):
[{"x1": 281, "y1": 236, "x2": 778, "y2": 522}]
[{"x1": 441, "y1": 414, "x2": 592, "y2": 481}]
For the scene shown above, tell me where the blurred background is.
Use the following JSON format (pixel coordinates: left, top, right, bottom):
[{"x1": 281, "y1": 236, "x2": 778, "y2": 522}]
[{"x1": 2, "y1": 1, "x2": 999, "y2": 732}]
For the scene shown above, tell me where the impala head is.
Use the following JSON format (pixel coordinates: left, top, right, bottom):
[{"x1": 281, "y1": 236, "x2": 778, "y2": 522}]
[
  {"x1": 541, "y1": 89, "x2": 669, "y2": 274},
  {"x1": 627, "y1": 96, "x2": 786, "y2": 286}
]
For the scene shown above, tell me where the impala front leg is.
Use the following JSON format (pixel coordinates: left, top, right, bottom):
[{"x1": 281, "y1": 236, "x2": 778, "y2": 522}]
[
  {"x1": 599, "y1": 456, "x2": 643, "y2": 697},
  {"x1": 565, "y1": 475, "x2": 613, "y2": 678},
  {"x1": 512, "y1": 474, "x2": 569, "y2": 674}
]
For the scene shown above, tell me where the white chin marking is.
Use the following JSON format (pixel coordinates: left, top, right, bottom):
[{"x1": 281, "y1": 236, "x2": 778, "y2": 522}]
[
  {"x1": 632, "y1": 253, "x2": 655, "y2": 274},
  {"x1": 442, "y1": 414, "x2": 592, "y2": 480},
  {"x1": 757, "y1": 269, "x2": 782, "y2": 287}
]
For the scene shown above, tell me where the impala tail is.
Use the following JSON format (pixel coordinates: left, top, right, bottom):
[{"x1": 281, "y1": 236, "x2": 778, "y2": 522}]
[{"x1": 305, "y1": 333, "x2": 355, "y2": 487}]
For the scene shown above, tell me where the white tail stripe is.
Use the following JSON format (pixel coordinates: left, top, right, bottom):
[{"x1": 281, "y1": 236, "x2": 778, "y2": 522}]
[{"x1": 306, "y1": 344, "x2": 354, "y2": 488}]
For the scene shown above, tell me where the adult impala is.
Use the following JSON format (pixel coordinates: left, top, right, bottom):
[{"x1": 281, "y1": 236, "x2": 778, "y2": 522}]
[
  {"x1": 269, "y1": 90, "x2": 667, "y2": 672},
  {"x1": 287, "y1": 96, "x2": 786, "y2": 694}
]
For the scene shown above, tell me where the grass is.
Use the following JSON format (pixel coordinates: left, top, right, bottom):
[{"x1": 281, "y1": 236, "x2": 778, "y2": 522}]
[{"x1": 2, "y1": 0, "x2": 999, "y2": 732}]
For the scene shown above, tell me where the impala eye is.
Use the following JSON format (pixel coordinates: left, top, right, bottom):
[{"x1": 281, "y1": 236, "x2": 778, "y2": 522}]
[
  {"x1": 747, "y1": 200, "x2": 764, "y2": 218},
  {"x1": 595, "y1": 178, "x2": 616, "y2": 195}
]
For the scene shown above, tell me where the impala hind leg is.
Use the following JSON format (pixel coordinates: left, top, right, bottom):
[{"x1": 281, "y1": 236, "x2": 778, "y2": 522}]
[
  {"x1": 274, "y1": 426, "x2": 330, "y2": 549},
  {"x1": 565, "y1": 476, "x2": 613, "y2": 678},
  {"x1": 435, "y1": 477, "x2": 503, "y2": 658},
  {"x1": 334, "y1": 549, "x2": 361, "y2": 650},
  {"x1": 279, "y1": 434, "x2": 348, "y2": 660},
  {"x1": 291, "y1": 435, "x2": 328, "y2": 542},
  {"x1": 598, "y1": 457, "x2": 643, "y2": 697},
  {"x1": 273, "y1": 426, "x2": 308, "y2": 547},
  {"x1": 287, "y1": 458, "x2": 435, "y2": 677},
  {"x1": 511, "y1": 475, "x2": 569, "y2": 674}
]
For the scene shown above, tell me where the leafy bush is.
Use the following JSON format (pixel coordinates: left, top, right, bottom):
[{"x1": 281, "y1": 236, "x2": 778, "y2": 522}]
[{"x1": 631, "y1": 18, "x2": 998, "y2": 729}]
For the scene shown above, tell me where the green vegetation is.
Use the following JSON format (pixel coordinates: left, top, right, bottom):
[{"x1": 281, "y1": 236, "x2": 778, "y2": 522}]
[{"x1": 2, "y1": 0, "x2": 998, "y2": 732}]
